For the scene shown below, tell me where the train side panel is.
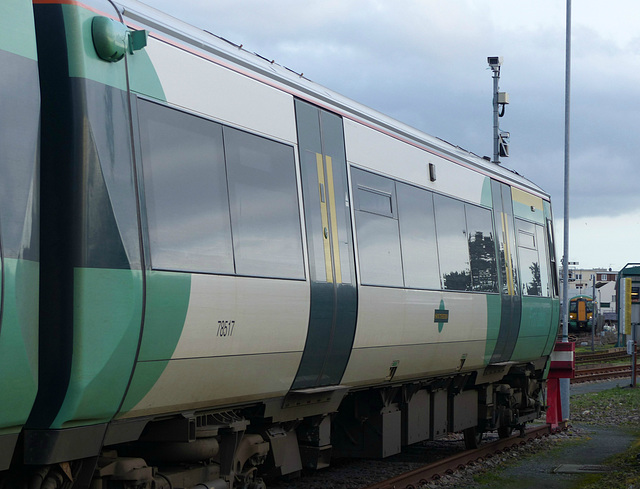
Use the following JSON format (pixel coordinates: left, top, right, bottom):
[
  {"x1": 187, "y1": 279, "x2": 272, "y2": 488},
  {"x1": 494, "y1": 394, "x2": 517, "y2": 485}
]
[
  {"x1": 342, "y1": 288, "x2": 489, "y2": 386},
  {"x1": 0, "y1": 0, "x2": 40, "y2": 471},
  {"x1": 119, "y1": 274, "x2": 309, "y2": 418}
]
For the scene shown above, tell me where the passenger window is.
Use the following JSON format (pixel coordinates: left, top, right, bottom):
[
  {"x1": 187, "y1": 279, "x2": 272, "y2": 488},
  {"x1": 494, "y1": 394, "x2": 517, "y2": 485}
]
[
  {"x1": 352, "y1": 168, "x2": 403, "y2": 287},
  {"x1": 465, "y1": 204, "x2": 499, "y2": 292},
  {"x1": 223, "y1": 127, "x2": 305, "y2": 279},
  {"x1": 396, "y1": 183, "x2": 440, "y2": 289},
  {"x1": 434, "y1": 195, "x2": 471, "y2": 291},
  {"x1": 138, "y1": 100, "x2": 234, "y2": 274},
  {"x1": 138, "y1": 100, "x2": 304, "y2": 280}
]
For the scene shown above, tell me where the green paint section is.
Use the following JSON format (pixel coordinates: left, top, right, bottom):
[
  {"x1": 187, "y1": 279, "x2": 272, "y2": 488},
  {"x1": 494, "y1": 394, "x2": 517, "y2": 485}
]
[
  {"x1": 480, "y1": 177, "x2": 493, "y2": 207},
  {"x1": 542, "y1": 298, "x2": 561, "y2": 357},
  {"x1": 118, "y1": 271, "x2": 191, "y2": 415},
  {"x1": 52, "y1": 268, "x2": 143, "y2": 429},
  {"x1": 61, "y1": 5, "x2": 128, "y2": 91},
  {"x1": 0, "y1": 258, "x2": 38, "y2": 435},
  {"x1": 484, "y1": 294, "x2": 501, "y2": 364},
  {"x1": 127, "y1": 47, "x2": 166, "y2": 101},
  {"x1": 118, "y1": 360, "x2": 169, "y2": 415},
  {"x1": 437, "y1": 299, "x2": 446, "y2": 333},
  {"x1": 510, "y1": 296, "x2": 553, "y2": 361},
  {"x1": 620, "y1": 266, "x2": 640, "y2": 277},
  {"x1": 0, "y1": 0, "x2": 38, "y2": 60},
  {"x1": 60, "y1": 4, "x2": 165, "y2": 100},
  {"x1": 138, "y1": 271, "x2": 191, "y2": 362}
]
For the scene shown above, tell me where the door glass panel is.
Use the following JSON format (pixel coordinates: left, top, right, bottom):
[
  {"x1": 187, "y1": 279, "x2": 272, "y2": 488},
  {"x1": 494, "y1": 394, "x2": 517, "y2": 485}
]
[{"x1": 319, "y1": 111, "x2": 354, "y2": 285}]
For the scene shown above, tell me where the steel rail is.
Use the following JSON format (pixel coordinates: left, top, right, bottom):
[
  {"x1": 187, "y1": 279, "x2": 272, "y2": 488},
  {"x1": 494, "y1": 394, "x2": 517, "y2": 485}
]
[
  {"x1": 362, "y1": 423, "x2": 566, "y2": 489},
  {"x1": 572, "y1": 365, "x2": 635, "y2": 383},
  {"x1": 575, "y1": 350, "x2": 627, "y2": 365}
]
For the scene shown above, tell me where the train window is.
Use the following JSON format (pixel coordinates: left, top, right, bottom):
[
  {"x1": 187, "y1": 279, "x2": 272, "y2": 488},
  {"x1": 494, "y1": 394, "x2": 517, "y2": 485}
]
[
  {"x1": 434, "y1": 195, "x2": 471, "y2": 291},
  {"x1": 352, "y1": 169, "x2": 403, "y2": 287},
  {"x1": 516, "y1": 219, "x2": 542, "y2": 296},
  {"x1": 223, "y1": 127, "x2": 305, "y2": 280},
  {"x1": 465, "y1": 204, "x2": 498, "y2": 292},
  {"x1": 353, "y1": 169, "x2": 396, "y2": 218},
  {"x1": 138, "y1": 100, "x2": 234, "y2": 274},
  {"x1": 358, "y1": 187, "x2": 393, "y2": 217},
  {"x1": 396, "y1": 183, "x2": 440, "y2": 289}
]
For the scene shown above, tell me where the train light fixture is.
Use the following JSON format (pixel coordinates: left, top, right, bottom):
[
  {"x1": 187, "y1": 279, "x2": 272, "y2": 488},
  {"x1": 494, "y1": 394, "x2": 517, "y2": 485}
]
[
  {"x1": 92, "y1": 16, "x2": 148, "y2": 62},
  {"x1": 488, "y1": 56, "x2": 509, "y2": 164}
]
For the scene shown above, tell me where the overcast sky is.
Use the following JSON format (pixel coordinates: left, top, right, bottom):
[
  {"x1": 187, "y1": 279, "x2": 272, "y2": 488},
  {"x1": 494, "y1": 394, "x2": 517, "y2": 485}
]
[{"x1": 144, "y1": 0, "x2": 640, "y2": 271}]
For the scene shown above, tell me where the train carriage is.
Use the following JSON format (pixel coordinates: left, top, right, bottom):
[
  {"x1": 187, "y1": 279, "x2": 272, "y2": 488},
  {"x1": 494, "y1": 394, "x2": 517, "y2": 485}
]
[{"x1": 1, "y1": 0, "x2": 560, "y2": 487}]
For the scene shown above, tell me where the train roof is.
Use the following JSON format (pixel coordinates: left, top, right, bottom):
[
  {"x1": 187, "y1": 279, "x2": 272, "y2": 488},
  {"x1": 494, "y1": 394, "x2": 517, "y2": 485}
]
[{"x1": 114, "y1": 0, "x2": 550, "y2": 200}]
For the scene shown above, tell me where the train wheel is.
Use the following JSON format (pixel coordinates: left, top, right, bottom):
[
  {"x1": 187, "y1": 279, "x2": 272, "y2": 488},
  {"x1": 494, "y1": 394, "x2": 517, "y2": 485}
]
[{"x1": 463, "y1": 427, "x2": 483, "y2": 449}]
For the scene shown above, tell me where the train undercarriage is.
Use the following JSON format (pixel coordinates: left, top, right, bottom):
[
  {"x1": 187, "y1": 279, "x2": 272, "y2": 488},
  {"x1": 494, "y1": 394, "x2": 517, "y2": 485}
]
[{"x1": 2, "y1": 361, "x2": 547, "y2": 489}]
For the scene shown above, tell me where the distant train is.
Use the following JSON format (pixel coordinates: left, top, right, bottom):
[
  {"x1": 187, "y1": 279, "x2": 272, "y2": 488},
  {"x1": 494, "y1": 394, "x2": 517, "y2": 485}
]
[
  {"x1": 1, "y1": 0, "x2": 561, "y2": 488},
  {"x1": 568, "y1": 295, "x2": 594, "y2": 332}
]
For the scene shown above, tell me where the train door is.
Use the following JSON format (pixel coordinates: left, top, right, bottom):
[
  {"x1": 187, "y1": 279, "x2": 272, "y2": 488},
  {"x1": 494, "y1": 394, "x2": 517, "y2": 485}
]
[
  {"x1": 490, "y1": 180, "x2": 522, "y2": 363},
  {"x1": 291, "y1": 99, "x2": 357, "y2": 390}
]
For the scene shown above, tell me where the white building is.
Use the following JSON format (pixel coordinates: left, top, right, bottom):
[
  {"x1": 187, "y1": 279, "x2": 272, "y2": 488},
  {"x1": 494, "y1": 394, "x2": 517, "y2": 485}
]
[{"x1": 559, "y1": 267, "x2": 618, "y2": 321}]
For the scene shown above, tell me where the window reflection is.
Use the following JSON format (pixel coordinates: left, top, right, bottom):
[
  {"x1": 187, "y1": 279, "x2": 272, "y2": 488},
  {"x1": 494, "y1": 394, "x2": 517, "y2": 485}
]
[
  {"x1": 139, "y1": 100, "x2": 233, "y2": 274},
  {"x1": 517, "y1": 219, "x2": 543, "y2": 296},
  {"x1": 138, "y1": 100, "x2": 304, "y2": 279},
  {"x1": 434, "y1": 195, "x2": 471, "y2": 291},
  {"x1": 465, "y1": 205, "x2": 498, "y2": 292}
]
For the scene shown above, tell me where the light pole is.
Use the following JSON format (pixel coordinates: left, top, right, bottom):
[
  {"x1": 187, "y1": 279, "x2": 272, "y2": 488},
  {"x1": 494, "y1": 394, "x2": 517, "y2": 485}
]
[
  {"x1": 560, "y1": 0, "x2": 572, "y2": 420},
  {"x1": 487, "y1": 57, "x2": 508, "y2": 164}
]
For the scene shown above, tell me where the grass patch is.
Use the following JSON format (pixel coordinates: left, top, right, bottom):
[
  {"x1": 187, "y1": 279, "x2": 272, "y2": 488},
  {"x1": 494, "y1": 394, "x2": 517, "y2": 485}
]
[{"x1": 571, "y1": 386, "x2": 640, "y2": 426}]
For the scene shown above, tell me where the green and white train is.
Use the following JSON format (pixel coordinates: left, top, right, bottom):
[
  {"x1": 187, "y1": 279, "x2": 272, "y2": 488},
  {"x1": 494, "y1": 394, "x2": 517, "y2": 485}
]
[{"x1": 0, "y1": 0, "x2": 560, "y2": 487}]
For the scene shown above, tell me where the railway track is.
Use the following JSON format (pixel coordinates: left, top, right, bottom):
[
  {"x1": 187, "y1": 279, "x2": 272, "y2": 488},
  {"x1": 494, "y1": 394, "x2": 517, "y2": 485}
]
[
  {"x1": 572, "y1": 364, "x2": 637, "y2": 383},
  {"x1": 361, "y1": 423, "x2": 566, "y2": 489},
  {"x1": 575, "y1": 349, "x2": 627, "y2": 365}
]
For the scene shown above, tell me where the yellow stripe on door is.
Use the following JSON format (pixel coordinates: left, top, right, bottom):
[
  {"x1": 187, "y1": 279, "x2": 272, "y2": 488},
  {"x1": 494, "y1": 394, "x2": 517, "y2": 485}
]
[
  {"x1": 316, "y1": 153, "x2": 333, "y2": 283},
  {"x1": 325, "y1": 156, "x2": 342, "y2": 284}
]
